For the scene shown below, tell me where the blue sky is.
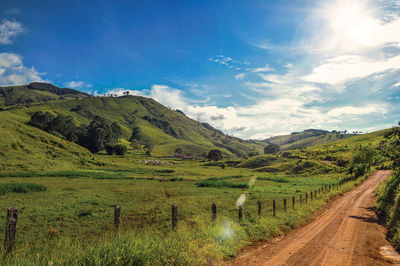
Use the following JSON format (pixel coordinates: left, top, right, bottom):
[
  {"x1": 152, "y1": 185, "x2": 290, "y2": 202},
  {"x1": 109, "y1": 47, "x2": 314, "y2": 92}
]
[{"x1": 1, "y1": 0, "x2": 400, "y2": 139}]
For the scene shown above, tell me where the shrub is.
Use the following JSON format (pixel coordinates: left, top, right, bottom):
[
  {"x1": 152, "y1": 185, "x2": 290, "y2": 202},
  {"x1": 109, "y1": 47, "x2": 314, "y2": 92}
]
[
  {"x1": 264, "y1": 143, "x2": 280, "y2": 154},
  {"x1": 207, "y1": 149, "x2": 223, "y2": 161},
  {"x1": 104, "y1": 144, "x2": 127, "y2": 155}
]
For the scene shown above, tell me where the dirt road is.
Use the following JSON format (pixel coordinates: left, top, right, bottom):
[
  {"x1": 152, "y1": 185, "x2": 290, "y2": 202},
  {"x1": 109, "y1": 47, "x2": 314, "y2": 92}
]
[{"x1": 231, "y1": 170, "x2": 400, "y2": 266}]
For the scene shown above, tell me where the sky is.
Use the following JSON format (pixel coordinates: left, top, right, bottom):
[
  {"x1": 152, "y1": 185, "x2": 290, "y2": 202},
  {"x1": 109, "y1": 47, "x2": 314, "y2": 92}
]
[{"x1": 1, "y1": 0, "x2": 400, "y2": 139}]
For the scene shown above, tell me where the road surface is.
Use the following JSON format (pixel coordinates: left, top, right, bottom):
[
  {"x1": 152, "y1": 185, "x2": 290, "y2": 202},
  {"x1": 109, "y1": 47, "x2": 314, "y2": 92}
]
[{"x1": 230, "y1": 170, "x2": 400, "y2": 266}]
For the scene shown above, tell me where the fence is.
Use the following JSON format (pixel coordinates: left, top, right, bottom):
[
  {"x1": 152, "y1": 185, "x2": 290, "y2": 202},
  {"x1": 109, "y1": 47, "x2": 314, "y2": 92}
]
[{"x1": 4, "y1": 180, "x2": 352, "y2": 254}]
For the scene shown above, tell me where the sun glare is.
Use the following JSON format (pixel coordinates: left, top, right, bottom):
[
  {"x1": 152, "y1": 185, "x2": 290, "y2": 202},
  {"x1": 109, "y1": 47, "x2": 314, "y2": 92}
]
[{"x1": 325, "y1": 0, "x2": 378, "y2": 47}]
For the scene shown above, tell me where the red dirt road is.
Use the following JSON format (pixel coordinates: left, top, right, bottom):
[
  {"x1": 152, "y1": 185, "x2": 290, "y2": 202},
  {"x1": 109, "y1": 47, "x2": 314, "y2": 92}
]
[{"x1": 230, "y1": 170, "x2": 400, "y2": 266}]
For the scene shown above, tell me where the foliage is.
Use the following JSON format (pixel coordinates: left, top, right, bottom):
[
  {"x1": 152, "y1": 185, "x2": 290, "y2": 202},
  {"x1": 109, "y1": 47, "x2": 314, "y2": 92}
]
[
  {"x1": 348, "y1": 146, "x2": 375, "y2": 177},
  {"x1": 207, "y1": 149, "x2": 223, "y2": 161},
  {"x1": 264, "y1": 143, "x2": 280, "y2": 154},
  {"x1": 28, "y1": 111, "x2": 122, "y2": 154},
  {"x1": 247, "y1": 149, "x2": 260, "y2": 157},
  {"x1": 383, "y1": 125, "x2": 400, "y2": 168},
  {"x1": 144, "y1": 141, "x2": 154, "y2": 156},
  {"x1": 105, "y1": 144, "x2": 127, "y2": 155},
  {"x1": 377, "y1": 171, "x2": 400, "y2": 250}
]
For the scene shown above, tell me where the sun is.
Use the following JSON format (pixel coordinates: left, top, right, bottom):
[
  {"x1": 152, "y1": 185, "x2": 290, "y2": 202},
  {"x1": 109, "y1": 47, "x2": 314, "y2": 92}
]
[{"x1": 324, "y1": 0, "x2": 378, "y2": 47}]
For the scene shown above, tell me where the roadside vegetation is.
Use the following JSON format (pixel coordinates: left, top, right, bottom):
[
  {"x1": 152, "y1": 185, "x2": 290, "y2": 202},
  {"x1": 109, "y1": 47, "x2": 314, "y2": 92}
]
[{"x1": 376, "y1": 123, "x2": 400, "y2": 250}]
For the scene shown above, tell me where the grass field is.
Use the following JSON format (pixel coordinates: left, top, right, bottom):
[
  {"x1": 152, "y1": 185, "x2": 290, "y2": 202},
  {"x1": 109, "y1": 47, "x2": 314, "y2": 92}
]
[{"x1": 0, "y1": 154, "x2": 367, "y2": 265}]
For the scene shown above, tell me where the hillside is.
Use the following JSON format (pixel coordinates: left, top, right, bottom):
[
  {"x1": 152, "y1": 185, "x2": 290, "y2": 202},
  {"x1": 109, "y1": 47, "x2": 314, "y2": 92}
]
[
  {"x1": 265, "y1": 129, "x2": 358, "y2": 150},
  {"x1": 0, "y1": 82, "x2": 90, "y2": 107},
  {"x1": 0, "y1": 84, "x2": 266, "y2": 171}
]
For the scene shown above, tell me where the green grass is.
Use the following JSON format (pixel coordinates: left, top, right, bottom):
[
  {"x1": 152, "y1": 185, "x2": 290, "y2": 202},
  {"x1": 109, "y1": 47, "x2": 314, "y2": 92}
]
[
  {"x1": 196, "y1": 180, "x2": 249, "y2": 188},
  {"x1": 377, "y1": 170, "x2": 400, "y2": 250},
  {"x1": 0, "y1": 182, "x2": 47, "y2": 194}
]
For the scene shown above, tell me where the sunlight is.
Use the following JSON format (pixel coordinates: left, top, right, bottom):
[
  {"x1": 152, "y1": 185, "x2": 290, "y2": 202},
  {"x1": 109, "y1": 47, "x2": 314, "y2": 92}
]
[{"x1": 324, "y1": 0, "x2": 379, "y2": 47}]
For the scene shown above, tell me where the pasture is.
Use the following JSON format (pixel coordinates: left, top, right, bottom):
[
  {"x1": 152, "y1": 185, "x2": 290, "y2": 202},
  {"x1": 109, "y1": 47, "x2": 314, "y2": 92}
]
[{"x1": 0, "y1": 156, "x2": 360, "y2": 265}]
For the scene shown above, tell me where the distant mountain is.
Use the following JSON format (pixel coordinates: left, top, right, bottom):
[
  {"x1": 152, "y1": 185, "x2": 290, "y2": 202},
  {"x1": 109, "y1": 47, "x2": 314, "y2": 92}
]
[
  {"x1": 265, "y1": 129, "x2": 358, "y2": 150},
  {"x1": 0, "y1": 82, "x2": 90, "y2": 107}
]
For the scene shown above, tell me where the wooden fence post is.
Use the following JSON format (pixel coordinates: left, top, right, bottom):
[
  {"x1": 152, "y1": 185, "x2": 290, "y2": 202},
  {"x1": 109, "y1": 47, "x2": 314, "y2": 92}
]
[
  {"x1": 212, "y1": 203, "x2": 217, "y2": 223},
  {"x1": 114, "y1": 205, "x2": 121, "y2": 230},
  {"x1": 258, "y1": 200, "x2": 261, "y2": 217},
  {"x1": 315, "y1": 189, "x2": 317, "y2": 199},
  {"x1": 311, "y1": 191, "x2": 313, "y2": 200},
  {"x1": 284, "y1": 199, "x2": 287, "y2": 212},
  {"x1": 238, "y1": 205, "x2": 243, "y2": 221},
  {"x1": 273, "y1": 200, "x2": 276, "y2": 216},
  {"x1": 305, "y1": 192, "x2": 308, "y2": 203},
  {"x1": 292, "y1": 196, "x2": 295, "y2": 207},
  {"x1": 172, "y1": 205, "x2": 178, "y2": 230},
  {"x1": 4, "y1": 207, "x2": 18, "y2": 253}
]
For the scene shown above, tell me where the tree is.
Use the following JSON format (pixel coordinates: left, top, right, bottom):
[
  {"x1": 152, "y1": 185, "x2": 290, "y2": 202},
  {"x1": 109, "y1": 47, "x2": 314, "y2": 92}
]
[
  {"x1": 144, "y1": 141, "x2": 154, "y2": 156},
  {"x1": 130, "y1": 126, "x2": 142, "y2": 141},
  {"x1": 48, "y1": 114, "x2": 78, "y2": 142},
  {"x1": 383, "y1": 124, "x2": 400, "y2": 168},
  {"x1": 79, "y1": 116, "x2": 122, "y2": 153},
  {"x1": 207, "y1": 149, "x2": 223, "y2": 161},
  {"x1": 105, "y1": 144, "x2": 127, "y2": 155},
  {"x1": 28, "y1": 111, "x2": 55, "y2": 130},
  {"x1": 264, "y1": 143, "x2": 280, "y2": 154},
  {"x1": 174, "y1": 147, "x2": 184, "y2": 156}
]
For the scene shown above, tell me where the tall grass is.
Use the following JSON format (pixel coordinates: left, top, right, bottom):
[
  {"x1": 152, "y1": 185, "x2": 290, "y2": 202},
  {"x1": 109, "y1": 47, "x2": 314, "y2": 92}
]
[
  {"x1": 0, "y1": 182, "x2": 47, "y2": 194},
  {"x1": 377, "y1": 170, "x2": 400, "y2": 250},
  {"x1": 196, "y1": 180, "x2": 249, "y2": 189}
]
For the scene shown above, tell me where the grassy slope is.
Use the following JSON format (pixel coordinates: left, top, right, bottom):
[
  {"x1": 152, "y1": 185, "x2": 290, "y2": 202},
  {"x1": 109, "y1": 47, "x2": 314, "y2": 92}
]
[
  {"x1": 266, "y1": 129, "x2": 357, "y2": 150},
  {"x1": 0, "y1": 95, "x2": 264, "y2": 171},
  {"x1": 0, "y1": 111, "x2": 96, "y2": 172},
  {"x1": 0, "y1": 83, "x2": 88, "y2": 107}
]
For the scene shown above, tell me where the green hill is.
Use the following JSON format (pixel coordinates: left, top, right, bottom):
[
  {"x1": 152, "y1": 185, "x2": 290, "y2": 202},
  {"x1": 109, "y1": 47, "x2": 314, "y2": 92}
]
[
  {"x1": 0, "y1": 84, "x2": 266, "y2": 171},
  {"x1": 265, "y1": 129, "x2": 358, "y2": 150},
  {"x1": 0, "y1": 82, "x2": 89, "y2": 107}
]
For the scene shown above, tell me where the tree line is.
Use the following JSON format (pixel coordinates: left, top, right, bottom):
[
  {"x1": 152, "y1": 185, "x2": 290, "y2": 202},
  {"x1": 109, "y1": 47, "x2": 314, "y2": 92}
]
[{"x1": 28, "y1": 111, "x2": 123, "y2": 154}]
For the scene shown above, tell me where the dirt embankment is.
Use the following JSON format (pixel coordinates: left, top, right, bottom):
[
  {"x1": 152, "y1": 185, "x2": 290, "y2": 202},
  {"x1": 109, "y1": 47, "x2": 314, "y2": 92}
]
[{"x1": 230, "y1": 170, "x2": 400, "y2": 266}]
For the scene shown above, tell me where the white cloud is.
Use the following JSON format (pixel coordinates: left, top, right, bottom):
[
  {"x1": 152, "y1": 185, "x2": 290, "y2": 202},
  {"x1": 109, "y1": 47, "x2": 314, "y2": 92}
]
[
  {"x1": 235, "y1": 73, "x2": 246, "y2": 80},
  {"x1": 0, "y1": 19, "x2": 24, "y2": 44},
  {"x1": 327, "y1": 105, "x2": 387, "y2": 117},
  {"x1": 0, "y1": 53, "x2": 44, "y2": 86},
  {"x1": 65, "y1": 81, "x2": 93, "y2": 89},
  {"x1": 304, "y1": 54, "x2": 400, "y2": 84},
  {"x1": 251, "y1": 64, "x2": 274, "y2": 73}
]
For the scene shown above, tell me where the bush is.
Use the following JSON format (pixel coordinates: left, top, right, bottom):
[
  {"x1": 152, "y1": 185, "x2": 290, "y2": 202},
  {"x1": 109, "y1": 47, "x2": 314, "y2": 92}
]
[
  {"x1": 104, "y1": 144, "x2": 127, "y2": 156},
  {"x1": 264, "y1": 143, "x2": 280, "y2": 154},
  {"x1": 207, "y1": 149, "x2": 223, "y2": 161}
]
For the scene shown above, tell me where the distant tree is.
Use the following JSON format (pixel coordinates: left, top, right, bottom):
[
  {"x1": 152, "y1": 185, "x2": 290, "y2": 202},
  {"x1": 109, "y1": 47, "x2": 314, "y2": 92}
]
[
  {"x1": 174, "y1": 147, "x2": 184, "y2": 156},
  {"x1": 248, "y1": 150, "x2": 260, "y2": 157},
  {"x1": 114, "y1": 144, "x2": 127, "y2": 155},
  {"x1": 144, "y1": 141, "x2": 154, "y2": 156},
  {"x1": 48, "y1": 114, "x2": 78, "y2": 142},
  {"x1": 28, "y1": 111, "x2": 55, "y2": 130},
  {"x1": 264, "y1": 143, "x2": 280, "y2": 154},
  {"x1": 105, "y1": 144, "x2": 115, "y2": 155},
  {"x1": 130, "y1": 126, "x2": 142, "y2": 141},
  {"x1": 207, "y1": 149, "x2": 223, "y2": 161},
  {"x1": 78, "y1": 116, "x2": 122, "y2": 153}
]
